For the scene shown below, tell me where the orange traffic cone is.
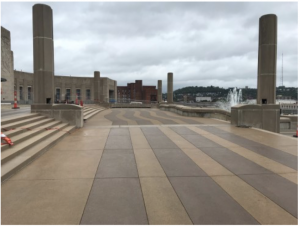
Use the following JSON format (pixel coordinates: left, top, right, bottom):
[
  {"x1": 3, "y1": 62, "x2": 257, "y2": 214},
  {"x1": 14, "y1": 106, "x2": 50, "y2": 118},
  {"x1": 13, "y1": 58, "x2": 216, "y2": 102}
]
[
  {"x1": 1, "y1": 132, "x2": 13, "y2": 145},
  {"x1": 12, "y1": 90, "x2": 20, "y2": 109},
  {"x1": 293, "y1": 125, "x2": 298, "y2": 138}
]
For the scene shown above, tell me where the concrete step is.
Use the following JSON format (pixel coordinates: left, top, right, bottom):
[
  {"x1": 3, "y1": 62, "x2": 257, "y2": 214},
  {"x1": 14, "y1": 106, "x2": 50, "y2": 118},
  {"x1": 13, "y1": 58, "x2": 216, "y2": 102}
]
[
  {"x1": 1, "y1": 113, "x2": 40, "y2": 125},
  {"x1": 1, "y1": 122, "x2": 69, "y2": 165},
  {"x1": 1, "y1": 120, "x2": 62, "y2": 152},
  {"x1": 2, "y1": 115, "x2": 47, "y2": 132},
  {"x1": 3, "y1": 118, "x2": 55, "y2": 138},
  {"x1": 83, "y1": 108, "x2": 97, "y2": 117},
  {"x1": 1, "y1": 125, "x2": 75, "y2": 182},
  {"x1": 84, "y1": 109, "x2": 102, "y2": 120}
]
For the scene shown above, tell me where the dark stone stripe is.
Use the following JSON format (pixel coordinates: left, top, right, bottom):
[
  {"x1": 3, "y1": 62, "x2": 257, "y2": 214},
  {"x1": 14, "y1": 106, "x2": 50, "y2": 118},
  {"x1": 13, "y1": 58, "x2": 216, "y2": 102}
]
[
  {"x1": 123, "y1": 109, "x2": 152, "y2": 125},
  {"x1": 140, "y1": 109, "x2": 177, "y2": 124},
  {"x1": 174, "y1": 127, "x2": 298, "y2": 218},
  {"x1": 169, "y1": 177, "x2": 259, "y2": 224},
  {"x1": 104, "y1": 109, "x2": 128, "y2": 125},
  {"x1": 153, "y1": 149, "x2": 207, "y2": 177},
  {"x1": 105, "y1": 135, "x2": 133, "y2": 150},
  {"x1": 170, "y1": 126, "x2": 199, "y2": 135},
  {"x1": 153, "y1": 110, "x2": 202, "y2": 124},
  {"x1": 95, "y1": 149, "x2": 138, "y2": 178},
  {"x1": 198, "y1": 126, "x2": 298, "y2": 170},
  {"x1": 239, "y1": 173, "x2": 298, "y2": 218},
  {"x1": 142, "y1": 127, "x2": 178, "y2": 149},
  {"x1": 80, "y1": 178, "x2": 148, "y2": 225}
]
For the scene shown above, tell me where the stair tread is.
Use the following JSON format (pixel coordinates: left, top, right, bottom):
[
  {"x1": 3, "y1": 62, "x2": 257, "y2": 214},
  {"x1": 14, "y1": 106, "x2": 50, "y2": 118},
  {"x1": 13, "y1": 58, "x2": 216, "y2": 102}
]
[
  {"x1": 3, "y1": 118, "x2": 55, "y2": 137},
  {"x1": 84, "y1": 110, "x2": 102, "y2": 119},
  {"x1": 1, "y1": 122, "x2": 69, "y2": 162},
  {"x1": 1, "y1": 125, "x2": 75, "y2": 179},
  {"x1": 1, "y1": 120, "x2": 62, "y2": 150},
  {"x1": 1, "y1": 113, "x2": 40, "y2": 125},
  {"x1": 83, "y1": 109, "x2": 99, "y2": 116},
  {"x1": 2, "y1": 116, "x2": 47, "y2": 130}
]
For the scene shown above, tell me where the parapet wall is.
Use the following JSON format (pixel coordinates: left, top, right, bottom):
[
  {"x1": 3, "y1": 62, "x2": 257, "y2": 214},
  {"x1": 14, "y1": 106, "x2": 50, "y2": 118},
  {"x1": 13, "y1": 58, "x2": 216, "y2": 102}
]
[
  {"x1": 159, "y1": 104, "x2": 231, "y2": 121},
  {"x1": 31, "y1": 104, "x2": 83, "y2": 128},
  {"x1": 231, "y1": 104, "x2": 280, "y2": 133}
]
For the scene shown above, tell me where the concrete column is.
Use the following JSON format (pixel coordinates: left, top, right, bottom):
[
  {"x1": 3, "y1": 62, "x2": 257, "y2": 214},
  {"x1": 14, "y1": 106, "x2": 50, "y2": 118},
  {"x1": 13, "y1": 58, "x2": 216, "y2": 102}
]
[
  {"x1": 167, "y1": 72, "x2": 173, "y2": 103},
  {"x1": 157, "y1": 80, "x2": 162, "y2": 103},
  {"x1": 33, "y1": 4, "x2": 54, "y2": 104},
  {"x1": 101, "y1": 78, "x2": 109, "y2": 103},
  {"x1": 23, "y1": 78, "x2": 28, "y2": 103},
  {"x1": 257, "y1": 14, "x2": 277, "y2": 105},
  {"x1": 81, "y1": 82, "x2": 86, "y2": 102},
  {"x1": 61, "y1": 82, "x2": 65, "y2": 101},
  {"x1": 94, "y1": 71, "x2": 100, "y2": 103},
  {"x1": 114, "y1": 81, "x2": 117, "y2": 101}
]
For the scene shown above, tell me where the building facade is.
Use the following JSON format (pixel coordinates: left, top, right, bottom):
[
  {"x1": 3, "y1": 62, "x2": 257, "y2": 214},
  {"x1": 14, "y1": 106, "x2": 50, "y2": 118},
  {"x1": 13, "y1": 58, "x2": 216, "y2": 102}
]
[
  {"x1": 117, "y1": 80, "x2": 157, "y2": 103},
  {"x1": 1, "y1": 26, "x2": 117, "y2": 104}
]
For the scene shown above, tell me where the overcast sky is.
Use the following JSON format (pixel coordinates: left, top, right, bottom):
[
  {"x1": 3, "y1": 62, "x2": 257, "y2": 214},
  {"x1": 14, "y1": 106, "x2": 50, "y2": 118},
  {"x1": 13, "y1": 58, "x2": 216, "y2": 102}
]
[{"x1": 1, "y1": 1, "x2": 298, "y2": 92}]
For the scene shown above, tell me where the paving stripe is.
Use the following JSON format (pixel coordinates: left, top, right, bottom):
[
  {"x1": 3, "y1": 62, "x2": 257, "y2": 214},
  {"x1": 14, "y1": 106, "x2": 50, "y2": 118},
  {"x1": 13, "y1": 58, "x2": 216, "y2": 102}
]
[
  {"x1": 159, "y1": 126, "x2": 297, "y2": 224},
  {"x1": 104, "y1": 109, "x2": 127, "y2": 125},
  {"x1": 129, "y1": 128, "x2": 192, "y2": 224},
  {"x1": 187, "y1": 126, "x2": 297, "y2": 184},
  {"x1": 153, "y1": 109, "x2": 201, "y2": 124},
  {"x1": 148, "y1": 110, "x2": 185, "y2": 124},
  {"x1": 116, "y1": 109, "x2": 138, "y2": 125},
  {"x1": 81, "y1": 178, "x2": 148, "y2": 225},
  {"x1": 214, "y1": 125, "x2": 298, "y2": 156},
  {"x1": 140, "y1": 110, "x2": 175, "y2": 124},
  {"x1": 133, "y1": 110, "x2": 161, "y2": 125},
  {"x1": 197, "y1": 126, "x2": 297, "y2": 170},
  {"x1": 160, "y1": 110, "x2": 226, "y2": 124}
]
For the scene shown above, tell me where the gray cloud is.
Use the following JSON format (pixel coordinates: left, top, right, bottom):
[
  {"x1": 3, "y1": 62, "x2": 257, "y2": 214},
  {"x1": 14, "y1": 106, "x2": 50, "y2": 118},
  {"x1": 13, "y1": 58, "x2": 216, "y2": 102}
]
[{"x1": 1, "y1": 1, "x2": 298, "y2": 92}]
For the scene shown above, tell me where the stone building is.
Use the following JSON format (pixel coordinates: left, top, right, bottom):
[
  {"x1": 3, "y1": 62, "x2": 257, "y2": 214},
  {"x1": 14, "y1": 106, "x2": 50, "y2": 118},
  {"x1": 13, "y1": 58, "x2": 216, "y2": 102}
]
[
  {"x1": 14, "y1": 70, "x2": 117, "y2": 104},
  {"x1": 117, "y1": 80, "x2": 157, "y2": 103},
  {"x1": 1, "y1": 27, "x2": 14, "y2": 102},
  {"x1": 1, "y1": 26, "x2": 117, "y2": 104}
]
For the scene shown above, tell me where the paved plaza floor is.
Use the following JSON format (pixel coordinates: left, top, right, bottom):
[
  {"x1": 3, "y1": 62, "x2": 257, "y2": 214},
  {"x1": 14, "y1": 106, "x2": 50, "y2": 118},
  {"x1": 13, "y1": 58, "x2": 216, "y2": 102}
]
[{"x1": 1, "y1": 108, "x2": 298, "y2": 224}]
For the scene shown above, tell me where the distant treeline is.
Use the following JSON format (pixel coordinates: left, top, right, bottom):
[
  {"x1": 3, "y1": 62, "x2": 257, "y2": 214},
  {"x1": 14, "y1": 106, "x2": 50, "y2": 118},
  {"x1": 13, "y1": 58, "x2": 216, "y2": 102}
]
[{"x1": 162, "y1": 86, "x2": 298, "y2": 102}]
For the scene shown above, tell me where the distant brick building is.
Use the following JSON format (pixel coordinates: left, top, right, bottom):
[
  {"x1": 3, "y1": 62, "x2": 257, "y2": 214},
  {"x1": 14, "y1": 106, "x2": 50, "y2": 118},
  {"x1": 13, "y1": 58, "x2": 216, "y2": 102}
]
[{"x1": 117, "y1": 80, "x2": 157, "y2": 103}]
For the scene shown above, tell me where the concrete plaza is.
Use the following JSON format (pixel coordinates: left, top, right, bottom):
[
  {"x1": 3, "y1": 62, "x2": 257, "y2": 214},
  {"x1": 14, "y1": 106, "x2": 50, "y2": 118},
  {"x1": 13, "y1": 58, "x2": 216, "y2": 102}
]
[{"x1": 1, "y1": 108, "x2": 298, "y2": 224}]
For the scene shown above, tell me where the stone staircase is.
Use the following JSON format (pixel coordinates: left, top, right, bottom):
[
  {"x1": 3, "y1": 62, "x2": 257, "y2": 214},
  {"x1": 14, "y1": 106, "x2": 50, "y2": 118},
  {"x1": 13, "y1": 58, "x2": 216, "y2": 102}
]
[
  {"x1": 1, "y1": 105, "x2": 105, "y2": 182},
  {"x1": 83, "y1": 105, "x2": 105, "y2": 120}
]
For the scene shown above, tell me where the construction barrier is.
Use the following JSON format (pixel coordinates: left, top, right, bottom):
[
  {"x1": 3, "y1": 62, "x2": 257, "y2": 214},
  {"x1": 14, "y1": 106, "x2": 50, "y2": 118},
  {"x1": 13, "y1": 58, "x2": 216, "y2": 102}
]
[{"x1": 12, "y1": 90, "x2": 20, "y2": 109}]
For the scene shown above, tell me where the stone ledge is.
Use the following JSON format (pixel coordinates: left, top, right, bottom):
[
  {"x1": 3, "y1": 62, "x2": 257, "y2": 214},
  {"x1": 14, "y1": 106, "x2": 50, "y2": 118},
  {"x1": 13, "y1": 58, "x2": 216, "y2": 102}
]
[
  {"x1": 159, "y1": 104, "x2": 231, "y2": 121},
  {"x1": 31, "y1": 104, "x2": 83, "y2": 128}
]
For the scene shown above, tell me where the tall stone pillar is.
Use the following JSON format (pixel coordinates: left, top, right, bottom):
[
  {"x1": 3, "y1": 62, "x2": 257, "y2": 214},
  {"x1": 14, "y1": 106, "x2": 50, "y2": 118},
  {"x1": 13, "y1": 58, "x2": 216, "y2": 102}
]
[
  {"x1": 257, "y1": 14, "x2": 277, "y2": 105},
  {"x1": 167, "y1": 72, "x2": 173, "y2": 103},
  {"x1": 33, "y1": 4, "x2": 54, "y2": 104},
  {"x1": 157, "y1": 80, "x2": 162, "y2": 103},
  {"x1": 94, "y1": 71, "x2": 100, "y2": 103}
]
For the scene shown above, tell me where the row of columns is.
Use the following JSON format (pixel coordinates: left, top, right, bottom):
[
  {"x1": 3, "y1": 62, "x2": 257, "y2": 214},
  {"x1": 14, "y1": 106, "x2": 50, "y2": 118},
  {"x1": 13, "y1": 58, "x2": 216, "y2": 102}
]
[
  {"x1": 32, "y1": 2, "x2": 276, "y2": 106},
  {"x1": 157, "y1": 72, "x2": 173, "y2": 103}
]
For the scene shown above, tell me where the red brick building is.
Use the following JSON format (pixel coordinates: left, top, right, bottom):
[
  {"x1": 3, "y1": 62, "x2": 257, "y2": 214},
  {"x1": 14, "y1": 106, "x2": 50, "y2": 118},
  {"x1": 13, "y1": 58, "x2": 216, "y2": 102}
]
[{"x1": 117, "y1": 80, "x2": 157, "y2": 103}]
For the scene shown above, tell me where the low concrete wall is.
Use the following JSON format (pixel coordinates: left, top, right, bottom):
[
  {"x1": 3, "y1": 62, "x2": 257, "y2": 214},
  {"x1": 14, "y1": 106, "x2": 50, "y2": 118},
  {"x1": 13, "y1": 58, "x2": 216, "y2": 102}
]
[
  {"x1": 159, "y1": 104, "x2": 231, "y2": 121},
  {"x1": 231, "y1": 104, "x2": 280, "y2": 133},
  {"x1": 31, "y1": 104, "x2": 83, "y2": 128},
  {"x1": 280, "y1": 115, "x2": 298, "y2": 129},
  {"x1": 111, "y1": 103, "x2": 153, "y2": 108}
]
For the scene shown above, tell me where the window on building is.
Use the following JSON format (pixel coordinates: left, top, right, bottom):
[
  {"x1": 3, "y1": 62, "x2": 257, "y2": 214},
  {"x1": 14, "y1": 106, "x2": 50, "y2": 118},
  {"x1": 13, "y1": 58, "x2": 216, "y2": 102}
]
[
  {"x1": 28, "y1": 87, "x2": 32, "y2": 100},
  {"x1": 86, "y1": 89, "x2": 91, "y2": 100},
  {"x1": 66, "y1": 89, "x2": 71, "y2": 102},
  {"x1": 19, "y1": 86, "x2": 23, "y2": 100},
  {"x1": 56, "y1": 88, "x2": 61, "y2": 103},
  {"x1": 76, "y1": 89, "x2": 81, "y2": 100}
]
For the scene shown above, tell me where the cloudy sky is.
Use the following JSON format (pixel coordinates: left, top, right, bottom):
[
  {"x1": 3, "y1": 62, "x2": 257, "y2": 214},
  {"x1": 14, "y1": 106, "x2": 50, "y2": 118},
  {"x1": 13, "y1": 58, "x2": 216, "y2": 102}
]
[{"x1": 1, "y1": 1, "x2": 298, "y2": 92}]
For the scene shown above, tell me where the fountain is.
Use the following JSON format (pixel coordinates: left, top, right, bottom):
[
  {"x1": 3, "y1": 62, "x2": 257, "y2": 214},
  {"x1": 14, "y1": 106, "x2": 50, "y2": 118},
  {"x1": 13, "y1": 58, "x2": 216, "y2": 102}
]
[{"x1": 217, "y1": 87, "x2": 243, "y2": 112}]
